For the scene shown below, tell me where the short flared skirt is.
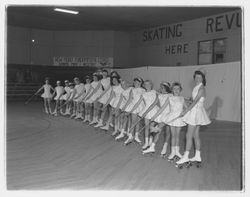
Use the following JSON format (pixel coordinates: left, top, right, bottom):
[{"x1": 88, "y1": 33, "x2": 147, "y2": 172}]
[
  {"x1": 85, "y1": 90, "x2": 103, "y2": 104},
  {"x1": 61, "y1": 93, "x2": 70, "y2": 100},
  {"x1": 182, "y1": 106, "x2": 211, "y2": 126},
  {"x1": 138, "y1": 105, "x2": 160, "y2": 120},
  {"x1": 125, "y1": 100, "x2": 145, "y2": 114},
  {"x1": 73, "y1": 93, "x2": 86, "y2": 102},
  {"x1": 54, "y1": 94, "x2": 64, "y2": 100},
  {"x1": 98, "y1": 89, "x2": 111, "y2": 104},
  {"x1": 110, "y1": 96, "x2": 120, "y2": 108},
  {"x1": 161, "y1": 111, "x2": 186, "y2": 127},
  {"x1": 41, "y1": 93, "x2": 52, "y2": 99}
]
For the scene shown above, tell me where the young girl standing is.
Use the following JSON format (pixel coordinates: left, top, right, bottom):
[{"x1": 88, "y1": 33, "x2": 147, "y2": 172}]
[
  {"x1": 52, "y1": 81, "x2": 64, "y2": 116},
  {"x1": 89, "y1": 70, "x2": 110, "y2": 125},
  {"x1": 85, "y1": 73, "x2": 103, "y2": 123},
  {"x1": 61, "y1": 80, "x2": 71, "y2": 115},
  {"x1": 160, "y1": 82, "x2": 186, "y2": 161},
  {"x1": 100, "y1": 76, "x2": 123, "y2": 136},
  {"x1": 94, "y1": 71, "x2": 121, "y2": 128},
  {"x1": 35, "y1": 77, "x2": 54, "y2": 114},
  {"x1": 142, "y1": 82, "x2": 172, "y2": 155},
  {"x1": 176, "y1": 69, "x2": 211, "y2": 168},
  {"x1": 73, "y1": 78, "x2": 85, "y2": 120},
  {"x1": 123, "y1": 77, "x2": 145, "y2": 145},
  {"x1": 131, "y1": 80, "x2": 158, "y2": 150},
  {"x1": 81, "y1": 76, "x2": 92, "y2": 122},
  {"x1": 115, "y1": 80, "x2": 133, "y2": 140}
]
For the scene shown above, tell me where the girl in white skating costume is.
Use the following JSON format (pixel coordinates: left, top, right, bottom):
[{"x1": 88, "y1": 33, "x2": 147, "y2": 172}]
[
  {"x1": 52, "y1": 81, "x2": 65, "y2": 116},
  {"x1": 72, "y1": 78, "x2": 85, "y2": 120},
  {"x1": 94, "y1": 71, "x2": 121, "y2": 128},
  {"x1": 61, "y1": 80, "x2": 71, "y2": 115},
  {"x1": 35, "y1": 77, "x2": 54, "y2": 114},
  {"x1": 100, "y1": 76, "x2": 124, "y2": 136},
  {"x1": 85, "y1": 73, "x2": 103, "y2": 123},
  {"x1": 131, "y1": 80, "x2": 158, "y2": 150},
  {"x1": 176, "y1": 69, "x2": 211, "y2": 167},
  {"x1": 115, "y1": 80, "x2": 133, "y2": 141},
  {"x1": 123, "y1": 77, "x2": 145, "y2": 145},
  {"x1": 65, "y1": 82, "x2": 76, "y2": 116},
  {"x1": 142, "y1": 82, "x2": 172, "y2": 155},
  {"x1": 81, "y1": 76, "x2": 92, "y2": 122},
  {"x1": 160, "y1": 82, "x2": 186, "y2": 161},
  {"x1": 89, "y1": 70, "x2": 110, "y2": 126}
]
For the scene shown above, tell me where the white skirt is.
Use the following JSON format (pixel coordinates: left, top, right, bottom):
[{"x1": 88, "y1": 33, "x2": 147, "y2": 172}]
[
  {"x1": 98, "y1": 89, "x2": 112, "y2": 104},
  {"x1": 85, "y1": 90, "x2": 103, "y2": 104},
  {"x1": 144, "y1": 106, "x2": 159, "y2": 120},
  {"x1": 61, "y1": 93, "x2": 70, "y2": 100},
  {"x1": 110, "y1": 96, "x2": 120, "y2": 108},
  {"x1": 125, "y1": 101, "x2": 145, "y2": 114},
  {"x1": 161, "y1": 111, "x2": 186, "y2": 127},
  {"x1": 41, "y1": 93, "x2": 52, "y2": 99},
  {"x1": 54, "y1": 95, "x2": 63, "y2": 100},
  {"x1": 182, "y1": 105, "x2": 211, "y2": 126}
]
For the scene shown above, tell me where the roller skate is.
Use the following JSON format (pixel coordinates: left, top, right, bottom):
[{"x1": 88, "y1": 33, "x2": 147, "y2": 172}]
[
  {"x1": 100, "y1": 124, "x2": 109, "y2": 131},
  {"x1": 89, "y1": 117, "x2": 98, "y2": 125},
  {"x1": 115, "y1": 130, "x2": 126, "y2": 141},
  {"x1": 160, "y1": 143, "x2": 168, "y2": 158},
  {"x1": 124, "y1": 133, "x2": 133, "y2": 146},
  {"x1": 167, "y1": 151, "x2": 176, "y2": 162},
  {"x1": 175, "y1": 157, "x2": 191, "y2": 169},
  {"x1": 111, "y1": 129, "x2": 119, "y2": 137},
  {"x1": 142, "y1": 142, "x2": 150, "y2": 151},
  {"x1": 189, "y1": 156, "x2": 202, "y2": 168},
  {"x1": 134, "y1": 132, "x2": 142, "y2": 145},
  {"x1": 70, "y1": 113, "x2": 76, "y2": 118},
  {"x1": 142, "y1": 143, "x2": 155, "y2": 155},
  {"x1": 94, "y1": 120, "x2": 104, "y2": 128}
]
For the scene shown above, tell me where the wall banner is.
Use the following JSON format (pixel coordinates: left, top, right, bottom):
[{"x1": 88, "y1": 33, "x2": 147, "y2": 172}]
[{"x1": 53, "y1": 57, "x2": 113, "y2": 67}]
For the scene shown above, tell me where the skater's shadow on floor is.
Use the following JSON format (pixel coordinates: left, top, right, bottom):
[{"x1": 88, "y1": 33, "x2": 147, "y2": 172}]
[{"x1": 206, "y1": 96, "x2": 223, "y2": 121}]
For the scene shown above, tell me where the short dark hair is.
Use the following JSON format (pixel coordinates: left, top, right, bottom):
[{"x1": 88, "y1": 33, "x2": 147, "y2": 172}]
[
  {"x1": 172, "y1": 82, "x2": 182, "y2": 91},
  {"x1": 160, "y1": 82, "x2": 171, "y2": 93},
  {"x1": 193, "y1": 70, "x2": 206, "y2": 86},
  {"x1": 111, "y1": 76, "x2": 121, "y2": 85}
]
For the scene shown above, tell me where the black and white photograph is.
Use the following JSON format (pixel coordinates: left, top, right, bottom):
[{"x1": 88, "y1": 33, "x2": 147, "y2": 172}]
[{"x1": 1, "y1": 0, "x2": 248, "y2": 195}]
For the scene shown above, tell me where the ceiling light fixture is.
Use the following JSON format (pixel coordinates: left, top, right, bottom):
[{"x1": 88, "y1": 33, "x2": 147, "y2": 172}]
[{"x1": 54, "y1": 8, "x2": 79, "y2": 15}]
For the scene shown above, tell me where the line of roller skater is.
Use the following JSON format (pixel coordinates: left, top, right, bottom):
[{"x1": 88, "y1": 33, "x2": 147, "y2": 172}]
[{"x1": 34, "y1": 69, "x2": 211, "y2": 169}]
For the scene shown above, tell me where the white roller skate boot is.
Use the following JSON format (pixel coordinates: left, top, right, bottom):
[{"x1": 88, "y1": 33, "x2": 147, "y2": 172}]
[
  {"x1": 94, "y1": 119, "x2": 104, "y2": 128},
  {"x1": 142, "y1": 143, "x2": 155, "y2": 155}
]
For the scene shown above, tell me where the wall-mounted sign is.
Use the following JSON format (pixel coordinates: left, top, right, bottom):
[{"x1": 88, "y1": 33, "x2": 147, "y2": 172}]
[{"x1": 53, "y1": 57, "x2": 113, "y2": 67}]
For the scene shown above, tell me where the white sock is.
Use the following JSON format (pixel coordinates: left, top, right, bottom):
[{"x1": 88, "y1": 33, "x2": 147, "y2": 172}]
[
  {"x1": 195, "y1": 150, "x2": 201, "y2": 159},
  {"x1": 149, "y1": 136, "x2": 153, "y2": 145},
  {"x1": 183, "y1": 151, "x2": 190, "y2": 159},
  {"x1": 151, "y1": 142, "x2": 155, "y2": 148}
]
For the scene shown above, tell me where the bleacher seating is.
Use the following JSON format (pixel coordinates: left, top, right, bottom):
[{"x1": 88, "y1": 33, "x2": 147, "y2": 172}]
[{"x1": 7, "y1": 83, "x2": 41, "y2": 101}]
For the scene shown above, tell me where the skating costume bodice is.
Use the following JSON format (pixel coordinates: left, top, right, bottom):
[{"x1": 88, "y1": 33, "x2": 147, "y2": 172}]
[
  {"x1": 182, "y1": 82, "x2": 211, "y2": 126},
  {"x1": 112, "y1": 84, "x2": 123, "y2": 99},
  {"x1": 153, "y1": 93, "x2": 173, "y2": 123},
  {"x1": 55, "y1": 86, "x2": 64, "y2": 95},
  {"x1": 131, "y1": 87, "x2": 145, "y2": 104},
  {"x1": 110, "y1": 84, "x2": 124, "y2": 108},
  {"x1": 125, "y1": 87, "x2": 146, "y2": 113},
  {"x1": 43, "y1": 84, "x2": 51, "y2": 95},
  {"x1": 84, "y1": 83, "x2": 91, "y2": 93},
  {"x1": 192, "y1": 83, "x2": 205, "y2": 108},
  {"x1": 64, "y1": 86, "x2": 71, "y2": 94},
  {"x1": 169, "y1": 96, "x2": 185, "y2": 114},
  {"x1": 158, "y1": 93, "x2": 172, "y2": 107},
  {"x1": 98, "y1": 77, "x2": 112, "y2": 104},
  {"x1": 100, "y1": 77, "x2": 110, "y2": 90},
  {"x1": 75, "y1": 83, "x2": 85, "y2": 95},
  {"x1": 119, "y1": 87, "x2": 132, "y2": 109},
  {"x1": 140, "y1": 90, "x2": 157, "y2": 112}
]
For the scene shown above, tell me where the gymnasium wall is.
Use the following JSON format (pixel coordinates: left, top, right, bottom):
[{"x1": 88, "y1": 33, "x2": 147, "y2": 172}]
[
  {"x1": 115, "y1": 61, "x2": 241, "y2": 123},
  {"x1": 7, "y1": 26, "x2": 130, "y2": 67}
]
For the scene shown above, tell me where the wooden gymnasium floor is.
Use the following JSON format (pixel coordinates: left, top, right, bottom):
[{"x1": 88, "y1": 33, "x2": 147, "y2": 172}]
[{"x1": 6, "y1": 101, "x2": 242, "y2": 190}]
